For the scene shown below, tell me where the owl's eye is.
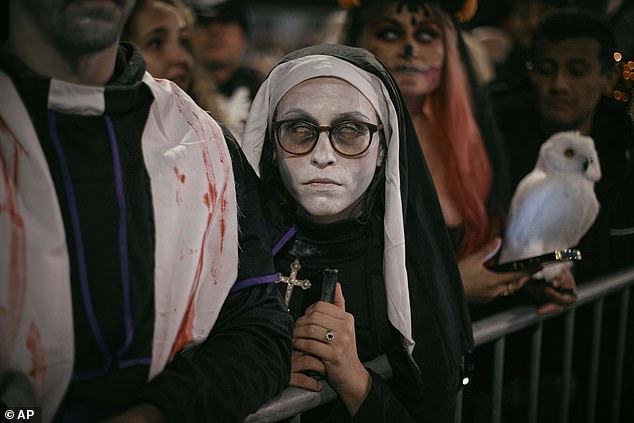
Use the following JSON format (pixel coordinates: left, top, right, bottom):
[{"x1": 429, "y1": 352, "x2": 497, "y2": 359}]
[{"x1": 564, "y1": 148, "x2": 575, "y2": 158}]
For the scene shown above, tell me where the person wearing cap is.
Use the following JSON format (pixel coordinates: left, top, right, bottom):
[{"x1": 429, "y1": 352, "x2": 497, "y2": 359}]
[{"x1": 188, "y1": 0, "x2": 261, "y2": 142}]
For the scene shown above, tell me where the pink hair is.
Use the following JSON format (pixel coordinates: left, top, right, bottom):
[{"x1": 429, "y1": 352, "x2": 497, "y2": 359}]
[{"x1": 423, "y1": 13, "x2": 493, "y2": 259}]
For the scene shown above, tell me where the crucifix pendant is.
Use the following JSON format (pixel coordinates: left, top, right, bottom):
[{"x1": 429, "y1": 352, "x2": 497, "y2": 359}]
[{"x1": 276, "y1": 258, "x2": 311, "y2": 311}]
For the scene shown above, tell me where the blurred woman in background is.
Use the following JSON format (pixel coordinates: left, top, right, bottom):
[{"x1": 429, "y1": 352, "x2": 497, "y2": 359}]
[
  {"x1": 123, "y1": 0, "x2": 227, "y2": 124},
  {"x1": 341, "y1": 0, "x2": 542, "y2": 312}
]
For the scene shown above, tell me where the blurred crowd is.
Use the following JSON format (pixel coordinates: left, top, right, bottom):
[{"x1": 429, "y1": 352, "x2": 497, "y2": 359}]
[
  {"x1": 2, "y1": 0, "x2": 633, "y2": 422},
  {"x1": 116, "y1": 0, "x2": 634, "y2": 139},
  {"x1": 118, "y1": 0, "x2": 634, "y2": 420}
]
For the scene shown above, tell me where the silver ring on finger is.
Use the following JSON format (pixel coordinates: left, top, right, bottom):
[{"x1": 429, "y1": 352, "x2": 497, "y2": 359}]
[
  {"x1": 324, "y1": 329, "x2": 335, "y2": 342},
  {"x1": 502, "y1": 283, "x2": 513, "y2": 296}
]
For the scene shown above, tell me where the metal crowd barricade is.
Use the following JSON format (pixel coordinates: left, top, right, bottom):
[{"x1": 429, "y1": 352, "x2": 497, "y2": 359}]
[{"x1": 246, "y1": 266, "x2": 634, "y2": 423}]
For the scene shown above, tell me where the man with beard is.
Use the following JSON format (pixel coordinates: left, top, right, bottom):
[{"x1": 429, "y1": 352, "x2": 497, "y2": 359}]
[{"x1": 0, "y1": 1, "x2": 292, "y2": 422}]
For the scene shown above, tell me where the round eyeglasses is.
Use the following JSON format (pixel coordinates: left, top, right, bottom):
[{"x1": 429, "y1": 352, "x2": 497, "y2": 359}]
[{"x1": 272, "y1": 119, "x2": 382, "y2": 157}]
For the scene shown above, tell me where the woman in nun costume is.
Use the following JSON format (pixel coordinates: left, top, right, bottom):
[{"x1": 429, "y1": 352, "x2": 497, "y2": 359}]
[{"x1": 241, "y1": 44, "x2": 472, "y2": 422}]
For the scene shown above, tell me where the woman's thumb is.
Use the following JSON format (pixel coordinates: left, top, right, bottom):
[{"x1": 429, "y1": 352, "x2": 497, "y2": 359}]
[
  {"x1": 333, "y1": 282, "x2": 346, "y2": 310},
  {"x1": 480, "y1": 237, "x2": 502, "y2": 263}
]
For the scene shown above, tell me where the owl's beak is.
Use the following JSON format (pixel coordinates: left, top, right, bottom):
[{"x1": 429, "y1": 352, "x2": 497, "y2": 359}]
[{"x1": 583, "y1": 158, "x2": 590, "y2": 171}]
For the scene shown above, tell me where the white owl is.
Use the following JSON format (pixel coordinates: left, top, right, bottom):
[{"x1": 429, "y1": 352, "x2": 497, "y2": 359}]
[{"x1": 499, "y1": 131, "x2": 601, "y2": 280}]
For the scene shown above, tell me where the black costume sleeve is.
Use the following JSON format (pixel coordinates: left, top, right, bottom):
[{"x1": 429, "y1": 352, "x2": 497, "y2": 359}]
[
  {"x1": 328, "y1": 370, "x2": 459, "y2": 423},
  {"x1": 221, "y1": 125, "x2": 279, "y2": 283},
  {"x1": 136, "y1": 283, "x2": 292, "y2": 422},
  {"x1": 328, "y1": 343, "x2": 460, "y2": 423},
  {"x1": 135, "y1": 128, "x2": 293, "y2": 423},
  {"x1": 329, "y1": 371, "x2": 411, "y2": 423}
]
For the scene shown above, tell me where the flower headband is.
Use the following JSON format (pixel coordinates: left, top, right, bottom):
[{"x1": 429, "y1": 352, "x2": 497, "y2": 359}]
[{"x1": 338, "y1": 0, "x2": 478, "y2": 22}]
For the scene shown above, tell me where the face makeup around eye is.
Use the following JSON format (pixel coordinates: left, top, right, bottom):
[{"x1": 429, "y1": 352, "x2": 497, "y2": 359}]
[
  {"x1": 359, "y1": 3, "x2": 446, "y2": 98},
  {"x1": 274, "y1": 77, "x2": 383, "y2": 224}
]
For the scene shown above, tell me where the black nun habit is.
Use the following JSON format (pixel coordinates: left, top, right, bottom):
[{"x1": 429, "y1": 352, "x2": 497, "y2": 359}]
[{"x1": 242, "y1": 44, "x2": 473, "y2": 422}]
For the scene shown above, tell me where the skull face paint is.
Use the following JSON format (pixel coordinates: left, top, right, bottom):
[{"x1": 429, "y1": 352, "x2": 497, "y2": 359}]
[{"x1": 358, "y1": 2, "x2": 445, "y2": 99}]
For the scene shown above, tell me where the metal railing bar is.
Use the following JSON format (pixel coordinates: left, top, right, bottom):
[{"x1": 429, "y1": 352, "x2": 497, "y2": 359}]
[
  {"x1": 455, "y1": 376, "x2": 463, "y2": 423},
  {"x1": 575, "y1": 268, "x2": 634, "y2": 306},
  {"x1": 472, "y1": 267, "x2": 634, "y2": 346},
  {"x1": 245, "y1": 267, "x2": 634, "y2": 423},
  {"x1": 491, "y1": 337, "x2": 505, "y2": 423},
  {"x1": 611, "y1": 286, "x2": 630, "y2": 423},
  {"x1": 587, "y1": 299, "x2": 604, "y2": 422},
  {"x1": 559, "y1": 310, "x2": 575, "y2": 423},
  {"x1": 528, "y1": 321, "x2": 543, "y2": 423},
  {"x1": 472, "y1": 305, "x2": 540, "y2": 346},
  {"x1": 245, "y1": 354, "x2": 391, "y2": 422},
  {"x1": 246, "y1": 383, "x2": 336, "y2": 423}
]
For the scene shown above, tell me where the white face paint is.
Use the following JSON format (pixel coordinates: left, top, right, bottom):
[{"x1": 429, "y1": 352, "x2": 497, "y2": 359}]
[{"x1": 275, "y1": 77, "x2": 383, "y2": 224}]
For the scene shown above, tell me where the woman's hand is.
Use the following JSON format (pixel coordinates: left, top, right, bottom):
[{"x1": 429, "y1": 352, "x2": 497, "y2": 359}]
[
  {"x1": 533, "y1": 266, "x2": 578, "y2": 314},
  {"x1": 459, "y1": 237, "x2": 531, "y2": 304},
  {"x1": 290, "y1": 283, "x2": 371, "y2": 415}
]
